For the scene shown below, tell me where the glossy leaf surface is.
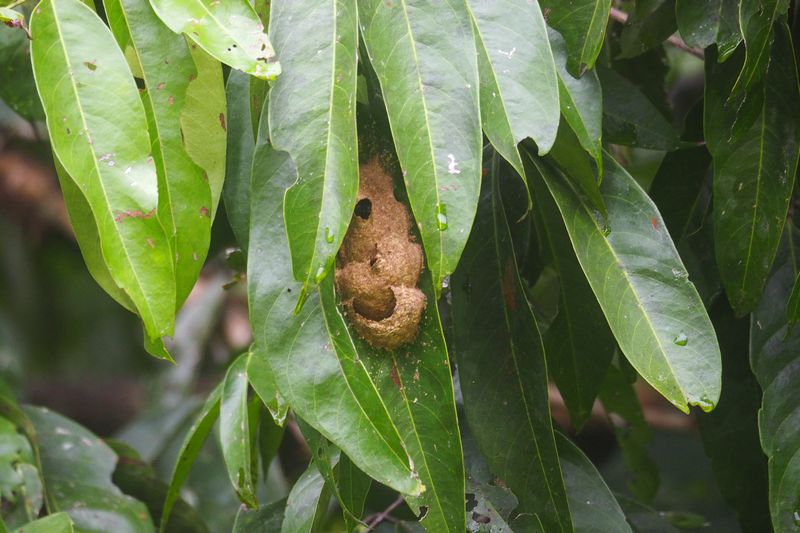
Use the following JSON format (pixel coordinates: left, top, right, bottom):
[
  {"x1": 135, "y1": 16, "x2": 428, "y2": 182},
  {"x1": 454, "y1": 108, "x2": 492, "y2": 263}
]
[{"x1": 539, "y1": 0, "x2": 611, "y2": 76}]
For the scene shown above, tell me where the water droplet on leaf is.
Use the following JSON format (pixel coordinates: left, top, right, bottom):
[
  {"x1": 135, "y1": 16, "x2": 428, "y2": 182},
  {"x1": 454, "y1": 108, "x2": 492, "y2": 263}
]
[
  {"x1": 436, "y1": 203, "x2": 448, "y2": 230},
  {"x1": 673, "y1": 333, "x2": 688, "y2": 346}
]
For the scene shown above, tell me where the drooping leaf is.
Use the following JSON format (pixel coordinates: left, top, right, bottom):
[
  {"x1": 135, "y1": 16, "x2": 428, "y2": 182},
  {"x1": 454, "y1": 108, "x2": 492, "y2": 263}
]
[
  {"x1": 731, "y1": 0, "x2": 790, "y2": 95},
  {"x1": 555, "y1": 433, "x2": 631, "y2": 532},
  {"x1": 24, "y1": 407, "x2": 154, "y2": 532},
  {"x1": 332, "y1": 271, "x2": 465, "y2": 533},
  {"x1": 530, "y1": 153, "x2": 722, "y2": 413},
  {"x1": 549, "y1": 28, "x2": 603, "y2": 168},
  {"x1": 618, "y1": 0, "x2": 678, "y2": 59},
  {"x1": 597, "y1": 66, "x2": 681, "y2": 150},
  {"x1": 30, "y1": 0, "x2": 176, "y2": 345},
  {"x1": 281, "y1": 462, "x2": 331, "y2": 533},
  {"x1": 543, "y1": 125, "x2": 605, "y2": 218},
  {"x1": 706, "y1": 24, "x2": 800, "y2": 314},
  {"x1": 359, "y1": 0, "x2": 482, "y2": 292},
  {"x1": 467, "y1": 0, "x2": 560, "y2": 170},
  {"x1": 159, "y1": 385, "x2": 221, "y2": 532},
  {"x1": 246, "y1": 347, "x2": 288, "y2": 427},
  {"x1": 750, "y1": 229, "x2": 800, "y2": 532},
  {"x1": 223, "y1": 70, "x2": 257, "y2": 250},
  {"x1": 103, "y1": 0, "x2": 213, "y2": 305},
  {"x1": 12, "y1": 513, "x2": 74, "y2": 533},
  {"x1": 220, "y1": 354, "x2": 257, "y2": 507},
  {"x1": 268, "y1": 0, "x2": 359, "y2": 300},
  {"x1": 698, "y1": 298, "x2": 771, "y2": 532},
  {"x1": 246, "y1": 121, "x2": 422, "y2": 498},
  {"x1": 451, "y1": 166, "x2": 572, "y2": 532},
  {"x1": 336, "y1": 454, "x2": 371, "y2": 532},
  {"x1": 148, "y1": 0, "x2": 280, "y2": 79},
  {"x1": 675, "y1": 0, "x2": 740, "y2": 52},
  {"x1": 529, "y1": 156, "x2": 614, "y2": 430},
  {"x1": 599, "y1": 363, "x2": 659, "y2": 502},
  {"x1": 180, "y1": 46, "x2": 226, "y2": 218},
  {"x1": 233, "y1": 499, "x2": 285, "y2": 533},
  {"x1": 539, "y1": 0, "x2": 612, "y2": 76}
]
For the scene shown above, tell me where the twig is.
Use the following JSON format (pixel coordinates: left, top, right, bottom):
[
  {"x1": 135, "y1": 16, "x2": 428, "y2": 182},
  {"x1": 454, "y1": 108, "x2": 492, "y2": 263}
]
[
  {"x1": 609, "y1": 7, "x2": 705, "y2": 60},
  {"x1": 364, "y1": 495, "x2": 405, "y2": 531}
]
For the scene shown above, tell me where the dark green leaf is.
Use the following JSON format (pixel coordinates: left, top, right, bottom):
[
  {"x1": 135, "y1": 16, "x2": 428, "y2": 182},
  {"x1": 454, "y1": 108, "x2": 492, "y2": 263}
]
[
  {"x1": 462, "y1": 433, "x2": 519, "y2": 532},
  {"x1": 220, "y1": 354, "x2": 257, "y2": 507},
  {"x1": 31, "y1": 0, "x2": 176, "y2": 345},
  {"x1": 467, "y1": 0, "x2": 560, "y2": 171},
  {"x1": 148, "y1": 0, "x2": 280, "y2": 79},
  {"x1": 103, "y1": 0, "x2": 213, "y2": 305},
  {"x1": 556, "y1": 433, "x2": 631, "y2": 532},
  {"x1": 597, "y1": 67, "x2": 681, "y2": 150},
  {"x1": 539, "y1": 0, "x2": 612, "y2": 76},
  {"x1": 675, "y1": 0, "x2": 739, "y2": 51},
  {"x1": 544, "y1": 124, "x2": 605, "y2": 218},
  {"x1": 451, "y1": 167, "x2": 572, "y2": 532},
  {"x1": 750, "y1": 229, "x2": 800, "y2": 531},
  {"x1": 25, "y1": 407, "x2": 154, "y2": 532},
  {"x1": 788, "y1": 272, "x2": 800, "y2": 327},
  {"x1": 532, "y1": 153, "x2": 721, "y2": 413},
  {"x1": 359, "y1": 0, "x2": 482, "y2": 292},
  {"x1": 160, "y1": 385, "x2": 221, "y2": 532},
  {"x1": 619, "y1": 0, "x2": 678, "y2": 59},
  {"x1": 599, "y1": 363, "x2": 659, "y2": 502},
  {"x1": 697, "y1": 298, "x2": 770, "y2": 532},
  {"x1": 223, "y1": 70, "x2": 257, "y2": 251},
  {"x1": 233, "y1": 499, "x2": 286, "y2": 533},
  {"x1": 337, "y1": 454, "x2": 371, "y2": 532},
  {"x1": 529, "y1": 157, "x2": 614, "y2": 430},
  {"x1": 732, "y1": 0, "x2": 790, "y2": 95},
  {"x1": 281, "y1": 461, "x2": 331, "y2": 533},
  {"x1": 0, "y1": 10, "x2": 43, "y2": 120},
  {"x1": 246, "y1": 122, "x2": 422, "y2": 497},
  {"x1": 246, "y1": 348, "x2": 288, "y2": 427},
  {"x1": 268, "y1": 0, "x2": 359, "y2": 299},
  {"x1": 549, "y1": 28, "x2": 603, "y2": 168},
  {"x1": 706, "y1": 24, "x2": 800, "y2": 314}
]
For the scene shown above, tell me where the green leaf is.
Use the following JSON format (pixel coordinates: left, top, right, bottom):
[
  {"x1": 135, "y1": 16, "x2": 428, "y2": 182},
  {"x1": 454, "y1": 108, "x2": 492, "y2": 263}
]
[
  {"x1": 103, "y1": 0, "x2": 213, "y2": 305},
  {"x1": 619, "y1": 0, "x2": 678, "y2": 59},
  {"x1": 467, "y1": 0, "x2": 560, "y2": 167},
  {"x1": 359, "y1": 0, "x2": 482, "y2": 292},
  {"x1": 556, "y1": 433, "x2": 631, "y2": 532},
  {"x1": 246, "y1": 348, "x2": 288, "y2": 427},
  {"x1": 180, "y1": 46, "x2": 226, "y2": 218},
  {"x1": 337, "y1": 454, "x2": 371, "y2": 532},
  {"x1": 223, "y1": 70, "x2": 257, "y2": 250},
  {"x1": 246, "y1": 126, "x2": 421, "y2": 498},
  {"x1": 698, "y1": 298, "x2": 770, "y2": 532},
  {"x1": 462, "y1": 433, "x2": 519, "y2": 532},
  {"x1": 648, "y1": 147, "x2": 721, "y2": 304},
  {"x1": 220, "y1": 354, "x2": 257, "y2": 507},
  {"x1": 281, "y1": 462, "x2": 331, "y2": 533},
  {"x1": 599, "y1": 363, "x2": 659, "y2": 502},
  {"x1": 331, "y1": 272, "x2": 465, "y2": 533},
  {"x1": 788, "y1": 272, "x2": 800, "y2": 328},
  {"x1": 30, "y1": 0, "x2": 176, "y2": 344},
  {"x1": 160, "y1": 385, "x2": 221, "y2": 532},
  {"x1": 451, "y1": 167, "x2": 571, "y2": 532},
  {"x1": 0, "y1": 7, "x2": 21, "y2": 24},
  {"x1": 706, "y1": 24, "x2": 800, "y2": 314},
  {"x1": 539, "y1": 0, "x2": 611, "y2": 76},
  {"x1": 268, "y1": 0, "x2": 359, "y2": 298},
  {"x1": 750, "y1": 229, "x2": 800, "y2": 532},
  {"x1": 675, "y1": 0, "x2": 718, "y2": 48},
  {"x1": 531, "y1": 152, "x2": 722, "y2": 413},
  {"x1": 731, "y1": 0, "x2": 790, "y2": 95},
  {"x1": 597, "y1": 66, "x2": 681, "y2": 150},
  {"x1": 24, "y1": 407, "x2": 154, "y2": 532},
  {"x1": 529, "y1": 156, "x2": 614, "y2": 430},
  {"x1": 233, "y1": 499, "x2": 285, "y2": 533},
  {"x1": 0, "y1": 10, "x2": 44, "y2": 120},
  {"x1": 549, "y1": 28, "x2": 603, "y2": 168},
  {"x1": 147, "y1": 0, "x2": 280, "y2": 79},
  {"x1": 13, "y1": 513, "x2": 74, "y2": 533}
]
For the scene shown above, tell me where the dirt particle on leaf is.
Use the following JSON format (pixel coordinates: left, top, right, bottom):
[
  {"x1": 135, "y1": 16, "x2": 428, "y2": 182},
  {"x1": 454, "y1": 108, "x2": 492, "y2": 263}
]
[
  {"x1": 146, "y1": 238, "x2": 155, "y2": 248},
  {"x1": 156, "y1": 82, "x2": 166, "y2": 90},
  {"x1": 219, "y1": 112, "x2": 226, "y2": 131}
]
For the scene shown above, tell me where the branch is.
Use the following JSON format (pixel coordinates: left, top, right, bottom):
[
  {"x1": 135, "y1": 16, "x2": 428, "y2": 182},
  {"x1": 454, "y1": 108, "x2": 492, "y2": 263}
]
[
  {"x1": 609, "y1": 7, "x2": 705, "y2": 60},
  {"x1": 364, "y1": 495, "x2": 405, "y2": 531}
]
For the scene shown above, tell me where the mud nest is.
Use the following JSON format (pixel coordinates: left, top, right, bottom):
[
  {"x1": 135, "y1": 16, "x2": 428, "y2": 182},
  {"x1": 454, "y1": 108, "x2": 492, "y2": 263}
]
[{"x1": 335, "y1": 157, "x2": 426, "y2": 350}]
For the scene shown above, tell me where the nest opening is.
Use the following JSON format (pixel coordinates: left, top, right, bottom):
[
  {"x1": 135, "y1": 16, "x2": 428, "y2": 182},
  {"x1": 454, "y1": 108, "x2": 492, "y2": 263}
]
[{"x1": 354, "y1": 198, "x2": 372, "y2": 220}]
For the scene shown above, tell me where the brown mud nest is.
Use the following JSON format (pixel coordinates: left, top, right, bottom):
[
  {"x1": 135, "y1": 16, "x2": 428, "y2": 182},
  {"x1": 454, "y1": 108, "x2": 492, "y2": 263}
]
[{"x1": 335, "y1": 157, "x2": 426, "y2": 350}]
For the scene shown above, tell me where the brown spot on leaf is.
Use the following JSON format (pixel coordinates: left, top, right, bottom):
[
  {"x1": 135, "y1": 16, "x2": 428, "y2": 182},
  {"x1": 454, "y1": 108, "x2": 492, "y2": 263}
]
[
  {"x1": 146, "y1": 238, "x2": 155, "y2": 248},
  {"x1": 156, "y1": 82, "x2": 166, "y2": 90},
  {"x1": 219, "y1": 112, "x2": 226, "y2": 131},
  {"x1": 199, "y1": 206, "x2": 210, "y2": 217},
  {"x1": 115, "y1": 208, "x2": 156, "y2": 223},
  {"x1": 390, "y1": 362, "x2": 402, "y2": 390}
]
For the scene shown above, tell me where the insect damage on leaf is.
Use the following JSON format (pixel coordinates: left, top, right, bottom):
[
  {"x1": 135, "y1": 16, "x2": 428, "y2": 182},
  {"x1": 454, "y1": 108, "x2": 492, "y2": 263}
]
[{"x1": 335, "y1": 157, "x2": 426, "y2": 350}]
